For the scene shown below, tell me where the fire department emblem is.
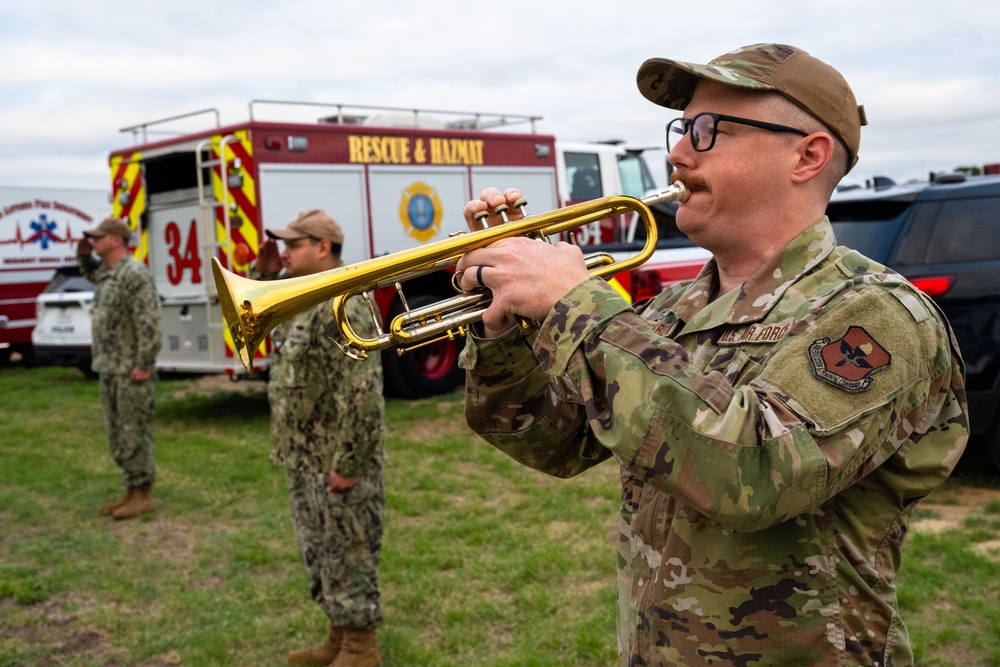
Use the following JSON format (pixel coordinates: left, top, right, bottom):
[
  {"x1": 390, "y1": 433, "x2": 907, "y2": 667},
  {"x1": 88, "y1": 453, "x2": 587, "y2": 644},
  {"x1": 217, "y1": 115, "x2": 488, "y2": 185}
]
[
  {"x1": 808, "y1": 325, "x2": 891, "y2": 393},
  {"x1": 398, "y1": 181, "x2": 442, "y2": 243},
  {"x1": 28, "y1": 214, "x2": 60, "y2": 250}
]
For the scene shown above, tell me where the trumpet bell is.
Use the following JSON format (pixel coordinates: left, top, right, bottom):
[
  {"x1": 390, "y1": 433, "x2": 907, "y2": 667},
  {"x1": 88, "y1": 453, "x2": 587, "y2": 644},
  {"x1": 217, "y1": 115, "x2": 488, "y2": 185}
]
[{"x1": 212, "y1": 260, "x2": 269, "y2": 370}]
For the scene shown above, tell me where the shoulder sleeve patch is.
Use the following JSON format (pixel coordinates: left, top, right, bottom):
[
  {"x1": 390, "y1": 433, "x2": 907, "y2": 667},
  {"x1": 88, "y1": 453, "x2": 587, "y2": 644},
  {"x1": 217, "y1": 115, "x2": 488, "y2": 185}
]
[
  {"x1": 808, "y1": 325, "x2": 891, "y2": 393},
  {"x1": 752, "y1": 288, "x2": 932, "y2": 434}
]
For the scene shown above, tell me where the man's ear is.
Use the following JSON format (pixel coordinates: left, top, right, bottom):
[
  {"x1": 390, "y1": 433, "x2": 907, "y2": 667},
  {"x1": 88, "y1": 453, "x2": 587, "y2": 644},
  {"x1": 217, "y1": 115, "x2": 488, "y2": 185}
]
[
  {"x1": 790, "y1": 132, "x2": 834, "y2": 184},
  {"x1": 316, "y1": 238, "x2": 332, "y2": 258}
]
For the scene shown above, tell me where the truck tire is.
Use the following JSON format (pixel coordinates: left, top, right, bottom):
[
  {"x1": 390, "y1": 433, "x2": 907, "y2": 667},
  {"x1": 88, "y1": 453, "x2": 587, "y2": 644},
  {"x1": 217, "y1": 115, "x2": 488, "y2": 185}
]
[{"x1": 381, "y1": 294, "x2": 465, "y2": 399}]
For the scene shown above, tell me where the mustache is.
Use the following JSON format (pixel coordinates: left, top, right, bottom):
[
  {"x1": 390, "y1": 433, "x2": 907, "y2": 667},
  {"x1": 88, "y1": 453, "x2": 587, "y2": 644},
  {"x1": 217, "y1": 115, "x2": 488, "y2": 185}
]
[{"x1": 670, "y1": 169, "x2": 709, "y2": 194}]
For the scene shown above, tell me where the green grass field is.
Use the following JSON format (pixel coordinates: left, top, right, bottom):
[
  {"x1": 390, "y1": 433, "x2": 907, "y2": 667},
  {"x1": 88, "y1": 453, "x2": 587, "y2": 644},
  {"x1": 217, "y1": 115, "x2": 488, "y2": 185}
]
[{"x1": 1, "y1": 366, "x2": 999, "y2": 666}]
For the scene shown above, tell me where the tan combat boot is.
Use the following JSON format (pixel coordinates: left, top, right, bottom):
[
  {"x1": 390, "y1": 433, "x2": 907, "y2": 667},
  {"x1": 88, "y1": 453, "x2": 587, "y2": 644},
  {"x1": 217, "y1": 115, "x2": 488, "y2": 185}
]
[
  {"x1": 100, "y1": 487, "x2": 135, "y2": 515},
  {"x1": 331, "y1": 628, "x2": 381, "y2": 667},
  {"x1": 287, "y1": 624, "x2": 344, "y2": 666},
  {"x1": 112, "y1": 488, "x2": 155, "y2": 520}
]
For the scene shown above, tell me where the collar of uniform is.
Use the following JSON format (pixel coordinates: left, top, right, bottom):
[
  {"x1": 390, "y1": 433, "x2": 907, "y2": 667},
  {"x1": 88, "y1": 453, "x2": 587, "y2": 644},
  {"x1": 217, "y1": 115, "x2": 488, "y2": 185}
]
[
  {"x1": 675, "y1": 217, "x2": 837, "y2": 334},
  {"x1": 108, "y1": 253, "x2": 135, "y2": 277},
  {"x1": 668, "y1": 259, "x2": 721, "y2": 330}
]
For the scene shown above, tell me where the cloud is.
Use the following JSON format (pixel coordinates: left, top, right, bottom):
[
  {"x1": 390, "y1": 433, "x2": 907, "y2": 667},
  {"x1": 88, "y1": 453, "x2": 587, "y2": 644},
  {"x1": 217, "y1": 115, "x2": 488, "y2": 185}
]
[{"x1": 1, "y1": 0, "x2": 999, "y2": 188}]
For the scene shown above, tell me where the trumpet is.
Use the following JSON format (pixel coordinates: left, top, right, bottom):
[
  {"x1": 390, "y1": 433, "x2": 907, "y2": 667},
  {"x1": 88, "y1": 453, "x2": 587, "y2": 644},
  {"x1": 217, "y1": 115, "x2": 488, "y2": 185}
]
[{"x1": 212, "y1": 182, "x2": 689, "y2": 372}]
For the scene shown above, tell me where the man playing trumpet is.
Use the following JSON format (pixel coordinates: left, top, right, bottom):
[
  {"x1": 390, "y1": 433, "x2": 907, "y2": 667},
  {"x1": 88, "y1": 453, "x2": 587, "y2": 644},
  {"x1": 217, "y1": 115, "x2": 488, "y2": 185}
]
[{"x1": 455, "y1": 43, "x2": 969, "y2": 666}]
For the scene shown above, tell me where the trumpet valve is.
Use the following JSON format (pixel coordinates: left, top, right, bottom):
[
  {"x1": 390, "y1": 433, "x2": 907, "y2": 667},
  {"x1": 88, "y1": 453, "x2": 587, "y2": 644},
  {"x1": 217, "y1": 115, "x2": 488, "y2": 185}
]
[
  {"x1": 473, "y1": 198, "x2": 527, "y2": 230},
  {"x1": 494, "y1": 202, "x2": 510, "y2": 223}
]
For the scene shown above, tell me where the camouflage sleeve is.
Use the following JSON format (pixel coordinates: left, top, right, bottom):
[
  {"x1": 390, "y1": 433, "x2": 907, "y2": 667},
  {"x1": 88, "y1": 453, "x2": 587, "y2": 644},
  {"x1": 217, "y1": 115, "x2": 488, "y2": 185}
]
[
  {"x1": 313, "y1": 295, "x2": 385, "y2": 477},
  {"x1": 504, "y1": 277, "x2": 961, "y2": 532},
  {"x1": 248, "y1": 264, "x2": 280, "y2": 281},
  {"x1": 462, "y1": 325, "x2": 614, "y2": 478},
  {"x1": 77, "y1": 254, "x2": 102, "y2": 282},
  {"x1": 125, "y1": 264, "x2": 162, "y2": 371}
]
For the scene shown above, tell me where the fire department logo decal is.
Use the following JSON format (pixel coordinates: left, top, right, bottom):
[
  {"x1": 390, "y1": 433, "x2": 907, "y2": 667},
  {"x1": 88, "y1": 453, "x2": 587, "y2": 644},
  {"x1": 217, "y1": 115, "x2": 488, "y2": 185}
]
[
  {"x1": 808, "y1": 326, "x2": 891, "y2": 393},
  {"x1": 398, "y1": 181, "x2": 442, "y2": 243},
  {"x1": 28, "y1": 214, "x2": 59, "y2": 250}
]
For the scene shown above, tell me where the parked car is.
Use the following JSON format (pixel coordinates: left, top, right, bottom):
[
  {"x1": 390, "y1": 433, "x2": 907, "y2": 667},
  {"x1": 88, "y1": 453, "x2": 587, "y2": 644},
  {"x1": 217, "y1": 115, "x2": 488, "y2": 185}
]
[
  {"x1": 826, "y1": 172, "x2": 1000, "y2": 468},
  {"x1": 31, "y1": 266, "x2": 95, "y2": 374}
]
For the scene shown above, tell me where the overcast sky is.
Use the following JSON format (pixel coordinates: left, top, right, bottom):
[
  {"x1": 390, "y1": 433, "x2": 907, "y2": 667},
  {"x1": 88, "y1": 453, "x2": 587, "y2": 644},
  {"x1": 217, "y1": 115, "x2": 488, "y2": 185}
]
[{"x1": 2, "y1": 0, "x2": 998, "y2": 192}]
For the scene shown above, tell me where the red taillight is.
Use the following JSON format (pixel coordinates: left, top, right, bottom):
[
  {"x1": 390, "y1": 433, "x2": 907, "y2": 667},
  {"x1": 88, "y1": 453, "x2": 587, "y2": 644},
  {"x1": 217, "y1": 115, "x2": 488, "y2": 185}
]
[
  {"x1": 910, "y1": 276, "x2": 953, "y2": 297},
  {"x1": 631, "y1": 270, "x2": 663, "y2": 302}
]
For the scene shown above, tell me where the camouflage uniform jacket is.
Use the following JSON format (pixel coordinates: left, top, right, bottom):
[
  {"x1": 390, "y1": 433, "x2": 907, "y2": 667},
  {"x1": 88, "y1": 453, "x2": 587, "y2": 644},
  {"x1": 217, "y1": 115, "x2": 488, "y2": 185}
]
[
  {"x1": 267, "y1": 293, "x2": 385, "y2": 477},
  {"x1": 461, "y1": 218, "x2": 969, "y2": 666},
  {"x1": 78, "y1": 254, "x2": 161, "y2": 376}
]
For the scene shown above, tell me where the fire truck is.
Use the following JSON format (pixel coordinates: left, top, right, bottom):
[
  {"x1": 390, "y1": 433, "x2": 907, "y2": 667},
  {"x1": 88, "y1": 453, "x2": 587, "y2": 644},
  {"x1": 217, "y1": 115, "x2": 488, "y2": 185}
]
[
  {"x1": 0, "y1": 185, "x2": 111, "y2": 364},
  {"x1": 108, "y1": 102, "x2": 707, "y2": 398}
]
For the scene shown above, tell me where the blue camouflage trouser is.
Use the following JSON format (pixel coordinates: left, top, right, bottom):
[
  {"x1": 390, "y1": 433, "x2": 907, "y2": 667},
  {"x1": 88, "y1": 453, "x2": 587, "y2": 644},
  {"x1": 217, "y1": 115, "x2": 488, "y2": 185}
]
[
  {"x1": 285, "y1": 466, "x2": 384, "y2": 629},
  {"x1": 99, "y1": 374, "x2": 156, "y2": 490}
]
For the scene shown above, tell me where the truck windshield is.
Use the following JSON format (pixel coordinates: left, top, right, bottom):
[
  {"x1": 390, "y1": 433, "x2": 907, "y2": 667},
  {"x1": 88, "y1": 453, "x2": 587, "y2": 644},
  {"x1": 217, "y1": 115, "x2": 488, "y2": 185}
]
[
  {"x1": 618, "y1": 153, "x2": 656, "y2": 198},
  {"x1": 43, "y1": 267, "x2": 94, "y2": 294}
]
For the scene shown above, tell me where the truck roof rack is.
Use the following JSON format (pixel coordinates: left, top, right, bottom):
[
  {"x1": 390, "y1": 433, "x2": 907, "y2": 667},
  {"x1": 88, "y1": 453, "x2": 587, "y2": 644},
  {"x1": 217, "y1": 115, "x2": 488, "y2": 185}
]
[
  {"x1": 119, "y1": 108, "x2": 221, "y2": 143},
  {"x1": 248, "y1": 100, "x2": 543, "y2": 133},
  {"x1": 118, "y1": 102, "x2": 544, "y2": 145}
]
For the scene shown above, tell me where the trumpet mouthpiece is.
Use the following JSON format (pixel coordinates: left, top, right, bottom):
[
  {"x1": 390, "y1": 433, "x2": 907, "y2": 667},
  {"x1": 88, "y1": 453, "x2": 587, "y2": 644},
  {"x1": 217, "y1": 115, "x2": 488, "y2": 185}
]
[
  {"x1": 670, "y1": 181, "x2": 690, "y2": 203},
  {"x1": 642, "y1": 181, "x2": 690, "y2": 207}
]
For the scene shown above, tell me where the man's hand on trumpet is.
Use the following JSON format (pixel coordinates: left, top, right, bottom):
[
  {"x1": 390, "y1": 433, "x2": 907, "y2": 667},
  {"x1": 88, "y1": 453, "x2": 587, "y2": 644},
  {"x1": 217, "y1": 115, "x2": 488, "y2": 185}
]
[{"x1": 455, "y1": 187, "x2": 591, "y2": 338}]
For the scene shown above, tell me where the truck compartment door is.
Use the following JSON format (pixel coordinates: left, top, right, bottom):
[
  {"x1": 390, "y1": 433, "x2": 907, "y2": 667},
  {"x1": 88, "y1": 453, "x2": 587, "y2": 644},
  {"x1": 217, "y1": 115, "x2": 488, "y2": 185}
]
[{"x1": 257, "y1": 165, "x2": 369, "y2": 264}]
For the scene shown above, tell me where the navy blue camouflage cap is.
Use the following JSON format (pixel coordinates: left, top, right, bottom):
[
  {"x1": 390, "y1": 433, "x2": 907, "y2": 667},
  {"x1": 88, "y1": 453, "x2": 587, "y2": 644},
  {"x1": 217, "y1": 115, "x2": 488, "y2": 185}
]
[{"x1": 637, "y1": 43, "x2": 868, "y2": 168}]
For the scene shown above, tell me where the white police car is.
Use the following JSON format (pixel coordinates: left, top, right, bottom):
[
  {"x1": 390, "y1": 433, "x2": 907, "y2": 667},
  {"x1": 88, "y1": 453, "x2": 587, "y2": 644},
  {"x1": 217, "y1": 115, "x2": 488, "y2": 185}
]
[{"x1": 31, "y1": 266, "x2": 95, "y2": 374}]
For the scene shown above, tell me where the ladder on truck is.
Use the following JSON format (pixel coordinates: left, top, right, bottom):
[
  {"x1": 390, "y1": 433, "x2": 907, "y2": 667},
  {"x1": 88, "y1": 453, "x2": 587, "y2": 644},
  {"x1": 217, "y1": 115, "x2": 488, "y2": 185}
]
[{"x1": 195, "y1": 134, "x2": 247, "y2": 374}]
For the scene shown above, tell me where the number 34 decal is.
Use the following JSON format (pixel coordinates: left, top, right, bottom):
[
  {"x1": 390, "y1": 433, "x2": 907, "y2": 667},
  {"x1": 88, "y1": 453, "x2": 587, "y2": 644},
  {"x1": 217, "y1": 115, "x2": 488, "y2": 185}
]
[{"x1": 164, "y1": 219, "x2": 201, "y2": 285}]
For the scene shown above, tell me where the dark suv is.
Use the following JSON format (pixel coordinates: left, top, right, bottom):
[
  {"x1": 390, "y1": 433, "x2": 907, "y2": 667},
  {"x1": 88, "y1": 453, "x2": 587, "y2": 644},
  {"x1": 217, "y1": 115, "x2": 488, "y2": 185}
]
[{"x1": 826, "y1": 173, "x2": 1000, "y2": 468}]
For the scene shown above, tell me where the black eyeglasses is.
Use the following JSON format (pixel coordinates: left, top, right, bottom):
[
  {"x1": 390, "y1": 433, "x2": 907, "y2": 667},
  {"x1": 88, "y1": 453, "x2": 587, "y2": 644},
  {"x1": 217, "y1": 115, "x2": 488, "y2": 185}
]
[{"x1": 667, "y1": 112, "x2": 810, "y2": 153}]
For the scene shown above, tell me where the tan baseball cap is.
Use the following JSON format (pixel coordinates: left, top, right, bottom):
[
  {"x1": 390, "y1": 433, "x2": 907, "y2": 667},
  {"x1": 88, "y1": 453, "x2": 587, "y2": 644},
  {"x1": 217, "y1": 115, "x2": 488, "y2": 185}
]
[
  {"x1": 266, "y1": 209, "x2": 344, "y2": 245},
  {"x1": 83, "y1": 217, "x2": 131, "y2": 240},
  {"x1": 636, "y1": 43, "x2": 867, "y2": 168}
]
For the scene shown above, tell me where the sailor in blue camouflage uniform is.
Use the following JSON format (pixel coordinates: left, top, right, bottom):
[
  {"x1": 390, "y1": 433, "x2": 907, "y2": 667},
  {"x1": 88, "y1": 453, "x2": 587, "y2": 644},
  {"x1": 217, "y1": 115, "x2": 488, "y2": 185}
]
[
  {"x1": 455, "y1": 44, "x2": 969, "y2": 666},
  {"x1": 252, "y1": 210, "x2": 385, "y2": 667},
  {"x1": 77, "y1": 217, "x2": 162, "y2": 521}
]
